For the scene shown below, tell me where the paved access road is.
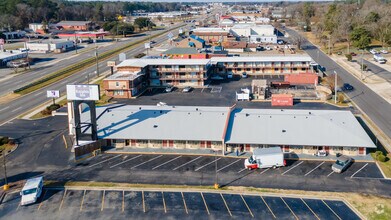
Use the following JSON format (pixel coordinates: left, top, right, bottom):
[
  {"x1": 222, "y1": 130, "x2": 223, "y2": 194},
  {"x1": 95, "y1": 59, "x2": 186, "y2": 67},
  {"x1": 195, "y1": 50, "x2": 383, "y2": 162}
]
[
  {"x1": 0, "y1": 188, "x2": 361, "y2": 220},
  {"x1": 285, "y1": 28, "x2": 391, "y2": 141},
  {"x1": 358, "y1": 58, "x2": 391, "y2": 83},
  {"x1": 0, "y1": 24, "x2": 185, "y2": 126}
]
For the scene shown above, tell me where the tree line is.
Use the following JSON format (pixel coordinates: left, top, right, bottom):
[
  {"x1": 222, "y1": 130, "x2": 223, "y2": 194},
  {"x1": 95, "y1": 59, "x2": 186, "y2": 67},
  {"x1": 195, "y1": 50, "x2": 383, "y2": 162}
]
[
  {"x1": 288, "y1": 0, "x2": 391, "y2": 51},
  {"x1": 0, "y1": 0, "x2": 182, "y2": 31}
]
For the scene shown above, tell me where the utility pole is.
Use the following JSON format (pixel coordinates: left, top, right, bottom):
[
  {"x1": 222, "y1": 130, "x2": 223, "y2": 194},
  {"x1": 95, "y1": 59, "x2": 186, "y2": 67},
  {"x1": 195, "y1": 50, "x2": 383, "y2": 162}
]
[
  {"x1": 75, "y1": 33, "x2": 78, "y2": 54},
  {"x1": 334, "y1": 70, "x2": 337, "y2": 104},
  {"x1": 95, "y1": 47, "x2": 99, "y2": 77},
  {"x1": 1, "y1": 151, "x2": 8, "y2": 190},
  {"x1": 317, "y1": 50, "x2": 319, "y2": 63},
  {"x1": 361, "y1": 50, "x2": 364, "y2": 80},
  {"x1": 214, "y1": 150, "x2": 219, "y2": 189},
  {"x1": 328, "y1": 35, "x2": 331, "y2": 55}
]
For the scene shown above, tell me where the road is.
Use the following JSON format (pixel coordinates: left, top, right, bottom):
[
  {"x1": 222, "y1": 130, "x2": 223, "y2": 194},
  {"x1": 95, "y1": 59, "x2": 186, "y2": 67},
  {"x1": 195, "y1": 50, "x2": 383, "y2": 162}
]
[
  {"x1": 286, "y1": 28, "x2": 391, "y2": 141},
  {"x1": 0, "y1": 27, "x2": 180, "y2": 97},
  {"x1": 359, "y1": 58, "x2": 391, "y2": 83},
  {"x1": 0, "y1": 24, "x2": 186, "y2": 125}
]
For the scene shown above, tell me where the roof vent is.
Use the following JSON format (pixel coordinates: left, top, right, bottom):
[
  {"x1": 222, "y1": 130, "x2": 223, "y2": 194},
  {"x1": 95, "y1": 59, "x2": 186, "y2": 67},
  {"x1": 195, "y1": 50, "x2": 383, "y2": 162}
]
[
  {"x1": 282, "y1": 130, "x2": 286, "y2": 133},
  {"x1": 107, "y1": 109, "x2": 111, "y2": 112},
  {"x1": 309, "y1": 112, "x2": 312, "y2": 115},
  {"x1": 188, "y1": 112, "x2": 190, "y2": 115},
  {"x1": 200, "y1": 113, "x2": 202, "y2": 115},
  {"x1": 294, "y1": 116, "x2": 296, "y2": 118},
  {"x1": 139, "y1": 107, "x2": 142, "y2": 110},
  {"x1": 154, "y1": 112, "x2": 156, "y2": 114},
  {"x1": 281, "y1": 109, "x2": 284, "y2": 111},
  {"x1": 270, "y1": 116, "x2": 272, "y2": 118},
  {"x1": 246, "y1": 113, "x2": 250, "y2": 117},
  {"x1": 196, "y1": 108, "x2": 199, "y2": 111},
  {"x1": 153, "y1": 125, "x2": 158, "y2": 128},
  {"x1": 160, "y1": 110, "x2": 163, "y2": 114}
]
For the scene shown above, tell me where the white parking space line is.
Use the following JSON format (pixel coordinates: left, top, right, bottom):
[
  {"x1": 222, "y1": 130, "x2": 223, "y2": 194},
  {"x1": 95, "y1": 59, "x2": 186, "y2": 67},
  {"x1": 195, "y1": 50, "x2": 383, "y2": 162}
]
[
  {"x1": 88, "y1": 154, "x2": 122, "y2": 168},
  {"x1": 351, "y1": 163, "x2": 368, "y2": 178},
  {"x1": 220, "y1": 194, "x2": 232, "y2": 217},
  {"x1": 237, "y1": 168, "x2": 247, "y2": 173},
  {"x1": 281, "y1": 197, "x2": 298, "y2": 220},
  {"x1": 110, "y1": 155, "x2": 142, "y2": 168},
  {"x1": 200, "y1": 192, "x2": 210, "y2": 215},
  {"x1": 0, "y1": 106, "x2": 10, "y2": 112},
  {"x1": 195, "y1": 158, "x2": 222, "y2": 171},
  {"x1": 322, "y1": 200, "x2": 342, "y2": 220},
  {"x1": 260, "y1": 168, "x2": 270, "y2": 174},
  {"x1": 301, "y1": 198, "x2": 320, "y2": 220},
  {"x1": 327, "y1": 171, "x2": 334, "y2": 177},
  {"x1": 181, "y1": 192, "x2": 188, "y2": 214},
  {"x1": 131, "y1": 155, "x2": 163, "y2": 169},
  {"x1": 217, "y1": 159, "x2": 241, "y2": 172},
  {"x1": 281, "y1": 161, "x2": 304, "y2": 175},
  {"x1": 152, "y1": 156, "x2": 182, "y2": 170},
  {"x1": 304, "y1": 161, "x2": 325, "y2": 176},
  {"x1": 241, "y1": 195, "x2": 254, "y2": 218},
  {"x1": 173, "y1": 156, "x2": 202, "y2": 170}
]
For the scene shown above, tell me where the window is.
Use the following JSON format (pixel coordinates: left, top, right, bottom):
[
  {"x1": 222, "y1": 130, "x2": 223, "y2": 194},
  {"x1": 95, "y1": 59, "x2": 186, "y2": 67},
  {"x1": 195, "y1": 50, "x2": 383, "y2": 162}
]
[
  {"x1": 179, "y1": 65, "x2": 185, "y2": 68},
  {"x1": 115, "y1": 82, "x2": 119, "y2": 87},
  {"x1": 165, "y1": 65, "x2": 171, "y2": 68},
  {"x1": 113, "y1": 90, "x2": 124, "y2": 95},
  {"x1": 301, "y1": 68, "x2": 306, "y2": 71}
]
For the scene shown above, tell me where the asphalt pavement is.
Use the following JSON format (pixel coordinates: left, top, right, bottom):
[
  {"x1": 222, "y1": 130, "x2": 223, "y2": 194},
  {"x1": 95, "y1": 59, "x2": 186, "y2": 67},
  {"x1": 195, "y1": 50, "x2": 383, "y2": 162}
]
[{"x1": 286, "y1": 28, "x2": 391, "y2": 141}]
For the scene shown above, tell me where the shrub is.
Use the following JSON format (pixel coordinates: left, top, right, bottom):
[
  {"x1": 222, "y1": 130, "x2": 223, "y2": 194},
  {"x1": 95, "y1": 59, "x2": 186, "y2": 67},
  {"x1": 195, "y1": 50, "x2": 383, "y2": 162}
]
[
  {"x1": 345, "y1": 54, "x2": 352, "y2": 61},
  {"x1": 375, "y1": 151, "x2": 383, "y2": 157},
  {"x1": 361, "y1": 64, "x2": 368, "y2": 71},
  {"x1": 134, "y1": 53, "x2": 146, "y2": 58},
  {"x1": 338, "y1": 94, "x2": 345, "y2": 103},
  {"x1": 47, "y1": 104, "x2": 60, "y2": 111},
  {"x1": 0, "y1": 136, "x2": 9, "y2": 145},
  {"x1": 377, "y1": 154, "x2": 387, "y2": 162}
]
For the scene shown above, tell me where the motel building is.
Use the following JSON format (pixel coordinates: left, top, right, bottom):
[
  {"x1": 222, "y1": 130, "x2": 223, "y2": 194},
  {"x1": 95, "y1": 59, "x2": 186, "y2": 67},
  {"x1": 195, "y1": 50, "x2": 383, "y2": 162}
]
[{"x1": 80, "y1": 105, "x2": 376, "y2": 157}]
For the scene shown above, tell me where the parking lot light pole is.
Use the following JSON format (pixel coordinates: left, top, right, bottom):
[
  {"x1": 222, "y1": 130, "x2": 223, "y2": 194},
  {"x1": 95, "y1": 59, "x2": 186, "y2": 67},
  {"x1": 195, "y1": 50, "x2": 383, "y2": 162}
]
[
  {"x1": 1, "y1": 151, "x2": 8, "y2": 190},
  {"x1": 361, "y1": 50, "x2": 364, "y2": 80},
  {"x1": 95, "y1": 47, "x2": 99, "y2": 77},
  {"x1": 214, "y1": 150, "x2": 219, "y2": 189}
]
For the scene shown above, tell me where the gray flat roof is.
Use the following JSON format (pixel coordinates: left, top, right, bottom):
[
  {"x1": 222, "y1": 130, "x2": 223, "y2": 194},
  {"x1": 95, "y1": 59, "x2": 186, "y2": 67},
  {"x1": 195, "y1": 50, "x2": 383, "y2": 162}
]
[
  {"x1": 95, "y1": 105, "x2": 229, "y2": 141},
  {"x1": 117, "y1": 59, "x2": 211, "y2": 68},
  {"x1": 225, "y1": 108, "x2": 377, "y2": 148},
  {"x1": 162, "y1": 47, "x2": 199, "y2": 55},
  {"x1": 211, "y1": 56, "x2": 312, "y2": 64},
  {"x1": 104, "y1": 71, "x2": 142, "y2": 81}
]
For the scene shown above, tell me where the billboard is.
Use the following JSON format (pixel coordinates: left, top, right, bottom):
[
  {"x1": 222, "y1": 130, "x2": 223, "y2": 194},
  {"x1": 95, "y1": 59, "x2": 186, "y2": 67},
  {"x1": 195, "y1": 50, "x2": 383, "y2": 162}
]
[
  {"x1": 47, "y1": 90, "x2": 60, "y2": 98},
  {"x1": 144, "y1": 42, "x2": 151, "y2": 49},
  {"x1": 66, "y1": 84, "x2": 100, "y2": 101}
]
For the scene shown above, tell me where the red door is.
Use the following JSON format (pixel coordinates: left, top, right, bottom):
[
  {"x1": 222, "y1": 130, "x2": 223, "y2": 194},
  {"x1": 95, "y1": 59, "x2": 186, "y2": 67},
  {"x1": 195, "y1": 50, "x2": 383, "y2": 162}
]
[
  {"x1": 359, "y1": 147, "x2": 365, "y2": 155},
  {"x1": 324, "y1": 146, "x2": 330, "y2": 153},
  {"x1": 169, "y1": 140, "x2": 174, "y2": 148},
  {"x1": 131, "y1": 139, "x2": 136, "y2": 146},
  {"x1": 162, "y1": 140, "x2": 168, "y2": 148},
  {"x1": 200, "y1": 141, "x2": 205, "y2": 148},
  {"x1": 206, "y1": 141, "x2": 212, "y2": 148},
  {"x1": 245, "y1": 144, "x2": 251, "y2": 152}
]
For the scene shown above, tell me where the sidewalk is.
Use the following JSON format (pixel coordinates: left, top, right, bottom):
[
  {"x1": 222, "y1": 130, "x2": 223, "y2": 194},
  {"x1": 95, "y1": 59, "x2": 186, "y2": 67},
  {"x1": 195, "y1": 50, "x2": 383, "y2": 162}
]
[{"x1": 103, "y1": 147, "x2": 374, "y2": 162}]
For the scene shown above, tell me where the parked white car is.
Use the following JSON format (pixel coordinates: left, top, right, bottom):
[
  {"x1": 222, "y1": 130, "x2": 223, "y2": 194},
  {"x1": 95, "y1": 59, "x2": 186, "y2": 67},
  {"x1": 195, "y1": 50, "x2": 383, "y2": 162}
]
[
  {"x1": 370, "y1": 49, "x2": 378, "y2": 54},
  {"x1": 381, "y1": 50, "x2": 389, "y2": 54},
  {"x1": 265, "y1": 46, "x2": 272, "y2": 51}
]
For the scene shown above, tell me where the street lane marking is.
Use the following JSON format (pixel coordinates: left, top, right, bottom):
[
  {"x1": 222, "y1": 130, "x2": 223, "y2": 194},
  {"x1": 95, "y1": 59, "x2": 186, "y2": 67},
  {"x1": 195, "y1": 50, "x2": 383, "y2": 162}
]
[
  {"x1": 217, "y1": 159, "x2": 241, "y2": 172},
  {"x1": 110, "y1": 155, "x2": 142, "y2": 168},
  {"x1": 58, "y1": 189, "x2": 67, "y2": 211},
  {"x1": 152, "y1": 156, "x2": 182, "y2": 170},
  {"x1": 101, "y1": 190, "x2": 105, "y2": 211},
  {"x1": 37, "y1": 189, "x2": 48, "y2": 210},
  {"x1": 281, "y1": 161, "x2": 304, "y2": 175},
  {"x1": 88, "y1": 155, "x2": 122, "y2": 168},
  {"x1": 122, "y1": 191, "x2": 125, "y2": 212},
  {"x1": 80, "y1": 190, "x2": 86, "y2": 211},
  {"x1": 34, "y1": 91, "x2": 44, "y2": 97},
  {"x1": 301, "y1": 198, "x2": 320, "y2": 220},
  {"x1": 281, "y1": 197, "x2": 298, "y2": 220},
  {"x1": 11, "y1": 107, "x2": 22, "y2": 113},
  {"x1": 351, "y1": 163, "x2": 368, "y2": 178},
  {"x1": 261, "y1": 196, "x2": 276, "y2": 219},
  {"x1": 241, "y1": 195, "x2": 254, "y2": 218},
  {"x1": 142, "y1": 191, "x2": 146, "y2": 213},
  {"x1": 195, "y1": 158, "x2": 222, "y2": 171},
  {"x1": 322, "y1": 200, "x2": 342, "y2": 220},
  {"x1": 0, "y1": 106, "x2": 10, "y2": 112},
  {"x1": 304, "y1": 161, "x2": 325, "y2": 176},
  {"x1": 173, "y1": 156, "x2": 202, "y2": 170},
  {"x1": 181, "y1": 192, "x2": 188, "y2": 214},
  {"x1": 131, "y1": 155, "x2": 163, "y2": 169},
  {"x1": 221, "y1": 194, "x2": 232, "y2": 217},
  {"x1": 200, "y1": 192, "x2": 210, "y2": 215},
  {"x1": 327, "y1": 171, "x2": 334, "y2": 177},
  {"x1": 162, "y1": 192, "x2": 167, "y2": 213}
]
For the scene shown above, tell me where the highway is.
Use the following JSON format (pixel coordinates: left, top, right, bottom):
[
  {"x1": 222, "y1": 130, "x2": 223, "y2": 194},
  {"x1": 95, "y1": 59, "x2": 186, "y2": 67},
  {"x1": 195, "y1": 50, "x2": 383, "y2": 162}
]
[
  {"x1": 286, "y1": 28, "x2": 391, "y2": 141},
  {"x1": 0, "y1": 27, "x2": 180, "y2": 96},
  {"x1": 0, "y1": 23, "x2": 187, "y2": 125}
]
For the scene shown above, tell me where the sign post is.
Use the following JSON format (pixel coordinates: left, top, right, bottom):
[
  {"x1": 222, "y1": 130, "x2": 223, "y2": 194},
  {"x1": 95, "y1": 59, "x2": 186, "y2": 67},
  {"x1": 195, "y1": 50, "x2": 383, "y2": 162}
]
[{"x1": 47, "y1": 90, "x2": 60, "y2": 105}]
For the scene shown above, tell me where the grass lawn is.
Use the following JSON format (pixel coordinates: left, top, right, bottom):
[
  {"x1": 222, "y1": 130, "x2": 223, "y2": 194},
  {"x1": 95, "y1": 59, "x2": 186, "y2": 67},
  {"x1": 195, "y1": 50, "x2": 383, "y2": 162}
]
[
  {"x1": 0, "y1": 143, "x2": 16, "y2": 154},
  {"x1": 371, "y1": 152, "x2": 391, "y2": 178}
]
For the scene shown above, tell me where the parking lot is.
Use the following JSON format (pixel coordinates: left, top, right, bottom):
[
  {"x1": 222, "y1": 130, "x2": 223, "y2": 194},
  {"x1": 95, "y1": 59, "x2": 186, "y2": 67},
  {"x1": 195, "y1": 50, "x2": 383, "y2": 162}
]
[
  {"x1": 0, "y1": 188, "x2": 361, "y2": 219},
  {"x1": 83, "y1": 154, "x2": 384, "y2": 180}
]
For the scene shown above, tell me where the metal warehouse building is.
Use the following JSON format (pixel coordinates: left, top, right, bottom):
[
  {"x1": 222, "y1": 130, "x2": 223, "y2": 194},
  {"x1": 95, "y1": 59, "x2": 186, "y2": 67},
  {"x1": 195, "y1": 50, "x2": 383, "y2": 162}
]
[{"x1": 80, "y1": 105, "x2": 376, "y2": 156}]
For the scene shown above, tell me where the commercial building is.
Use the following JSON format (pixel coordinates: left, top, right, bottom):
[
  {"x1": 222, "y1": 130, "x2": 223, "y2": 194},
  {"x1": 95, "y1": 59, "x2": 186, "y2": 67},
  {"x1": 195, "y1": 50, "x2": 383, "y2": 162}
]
[
  {"x1": 230, "y1": 24, "x2": 277, "y2": 44},
  {"x1": 104, "y1": 59, "x2": 212, "y2": 98},
  {"x1": 192, "y1": 28, "x2": 232, "y2": 43},
  {"x1": 84, "y1": 105, "x2": 376, "y2": 156},
  {"x1": 162, "y1": 47, "x2": 207, "y2": 59},
  {"x1": 26, "y1": 40, "x2": 74, "y2": 53},
  {"x1": 0, "y1": 51, "x2": 28, "y2": 67},
  {"x1": 55, "y1": 21, "x2": 94, "y2": 31},
  {"x1": 176, "y1": 35, "x2": 205, "y2": 48},
  {"x1": 211, "y1": 56, "x2": 313, "y2": 76}
]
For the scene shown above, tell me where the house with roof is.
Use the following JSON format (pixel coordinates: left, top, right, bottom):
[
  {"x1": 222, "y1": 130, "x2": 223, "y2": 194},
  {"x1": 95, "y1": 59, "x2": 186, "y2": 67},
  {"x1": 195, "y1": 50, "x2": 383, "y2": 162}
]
[
  {"x1": 161, "y1": 47, "x2": 207, "y2": 59},
  {"x1": 55, "y1": 21, "x2": 95, "y2": 31},
  {"x1": 176, "y1": 35, "x2": 205, "y2": 48},
  {"x1": 221, "y1": 41, "x2": 247, "y2": 53}
]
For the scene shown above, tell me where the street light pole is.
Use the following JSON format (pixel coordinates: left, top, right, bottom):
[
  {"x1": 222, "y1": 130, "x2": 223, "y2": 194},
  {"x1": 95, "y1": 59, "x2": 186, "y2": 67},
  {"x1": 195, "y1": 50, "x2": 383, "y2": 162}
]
[
  {"x1": 95, "y1": 47, "x2": 99, "y2": 77},
  {"x1": 361, "y1": 50, "x2": 364, "y2": 80},
  {"x1": 214, "y1": 150, "x2": 219, "y2": 189},
  {"x1": 75, "y1": 33, "x2": 78, "y2": 54},
  {"x1": 334, "y1": 70, "x2": 337, "y2": 104},
  {"x1": 1, "y1": 151, "x2": 8, "y2": 190}
]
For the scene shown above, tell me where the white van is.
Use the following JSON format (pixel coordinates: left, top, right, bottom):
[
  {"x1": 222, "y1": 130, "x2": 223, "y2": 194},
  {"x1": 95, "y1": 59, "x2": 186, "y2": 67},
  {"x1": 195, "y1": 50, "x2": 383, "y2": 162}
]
[
  {"x1": 244, "y1": 147, "x2": 286, "y2": 170},
  {"x1": 20, "y1": 176, "x2": 43, "y2": 206}
]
